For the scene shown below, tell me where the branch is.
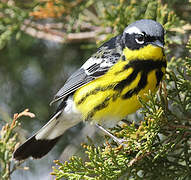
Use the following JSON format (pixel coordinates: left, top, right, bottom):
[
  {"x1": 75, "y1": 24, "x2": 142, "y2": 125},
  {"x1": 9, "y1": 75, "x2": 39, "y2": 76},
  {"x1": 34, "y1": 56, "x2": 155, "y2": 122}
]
[{"x1": 21, "y1": 19, "x2": 111, "y2": 43}]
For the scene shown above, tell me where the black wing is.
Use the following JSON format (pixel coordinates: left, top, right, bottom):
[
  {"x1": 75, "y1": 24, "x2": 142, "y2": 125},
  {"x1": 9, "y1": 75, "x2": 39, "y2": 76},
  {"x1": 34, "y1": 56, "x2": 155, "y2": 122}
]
[{"x1": 50, "y1": 34, "x2": 123, "y2": 104}]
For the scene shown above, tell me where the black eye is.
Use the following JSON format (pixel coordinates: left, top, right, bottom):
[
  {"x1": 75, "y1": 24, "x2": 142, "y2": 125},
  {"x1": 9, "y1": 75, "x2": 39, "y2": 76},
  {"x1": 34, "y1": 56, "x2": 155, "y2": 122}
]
[{"x1": 135, "y1": 34, "x2": 145, "y2": 44}]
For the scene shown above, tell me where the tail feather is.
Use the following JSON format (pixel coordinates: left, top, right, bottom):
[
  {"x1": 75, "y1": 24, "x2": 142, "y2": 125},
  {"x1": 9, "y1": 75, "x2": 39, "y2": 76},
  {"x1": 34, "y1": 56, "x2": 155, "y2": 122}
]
[
  {"x1": 13, "y1": 110, "x2": 65, "y2": 160},
  {"x1": 13, "y1": 99, "x2": 81, "y2": 160},
  {"x1": 13, "y1": 135, "x2": 61, "y2": 160}
]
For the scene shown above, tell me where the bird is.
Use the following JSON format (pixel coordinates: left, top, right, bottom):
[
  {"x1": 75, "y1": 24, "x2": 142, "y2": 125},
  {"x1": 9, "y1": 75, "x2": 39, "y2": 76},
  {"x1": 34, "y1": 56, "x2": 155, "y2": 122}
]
[{"x1": 13, "y1": 19, "x2": 166, "y2": 160}]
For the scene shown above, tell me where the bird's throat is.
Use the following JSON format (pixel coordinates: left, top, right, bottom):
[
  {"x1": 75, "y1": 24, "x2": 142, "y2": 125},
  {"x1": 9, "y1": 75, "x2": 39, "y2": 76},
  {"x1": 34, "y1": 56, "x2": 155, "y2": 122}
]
[{"x1": 123, "y1": 45, "x2": 164, "y2": 61}]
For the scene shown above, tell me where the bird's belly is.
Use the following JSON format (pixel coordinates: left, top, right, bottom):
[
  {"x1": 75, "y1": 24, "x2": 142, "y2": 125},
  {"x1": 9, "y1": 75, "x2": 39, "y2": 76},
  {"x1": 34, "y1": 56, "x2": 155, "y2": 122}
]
[{"x1": 74, "y1": 69, "x2": 159, "y2": 126}]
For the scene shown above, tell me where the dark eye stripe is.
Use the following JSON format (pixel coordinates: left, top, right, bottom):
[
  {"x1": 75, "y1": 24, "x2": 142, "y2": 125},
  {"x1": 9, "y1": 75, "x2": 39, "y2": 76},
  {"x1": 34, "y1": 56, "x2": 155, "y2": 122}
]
[
  {"x1": 146, "y1": 36, "x2": 156, "y2": 42},
  {"x1": 134, "y1": 32, "x2": 157, "y2": 43}
]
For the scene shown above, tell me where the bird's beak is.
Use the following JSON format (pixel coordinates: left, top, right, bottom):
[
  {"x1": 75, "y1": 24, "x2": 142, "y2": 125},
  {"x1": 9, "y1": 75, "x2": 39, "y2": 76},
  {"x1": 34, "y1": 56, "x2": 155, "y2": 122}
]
[{"x1": 151, "y1": 40, "x2": 164, "y2": 48}]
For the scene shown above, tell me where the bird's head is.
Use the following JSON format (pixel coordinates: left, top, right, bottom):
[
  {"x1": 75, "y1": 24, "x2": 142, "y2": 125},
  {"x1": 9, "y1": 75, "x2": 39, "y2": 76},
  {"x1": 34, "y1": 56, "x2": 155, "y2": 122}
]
[
  {"x1": 121, "y1": 19, "x2": 165, "y2": 61},
  {"x1": 122, "y1": 19, "x2": 165, "y2": 50}
]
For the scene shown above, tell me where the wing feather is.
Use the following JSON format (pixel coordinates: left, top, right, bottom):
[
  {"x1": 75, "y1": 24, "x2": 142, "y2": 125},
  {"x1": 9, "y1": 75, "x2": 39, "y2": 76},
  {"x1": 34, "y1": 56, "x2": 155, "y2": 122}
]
[{"x1": 50, "y1": 34, "x2": 123, "y2": 105}]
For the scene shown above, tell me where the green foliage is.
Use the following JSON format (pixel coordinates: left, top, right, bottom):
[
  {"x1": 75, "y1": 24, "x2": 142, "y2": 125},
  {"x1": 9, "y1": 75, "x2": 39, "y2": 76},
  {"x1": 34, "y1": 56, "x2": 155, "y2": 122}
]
[
  {"x1": 166, "y1": 39, "x2": 191, "y2": 116},
  {"x1": 101, "y1": 0, "x2": 179, "y2": 33},
  {"x1": 0, "y1": 118, "x2": 18, "y2": 180},
  {"x1": 0, "y1": 109, "x2": 34, "y2": 180},
  {"x1": 0, "y1": 109, "x2": 35, "y2": 180},
  {"x1": 0, "y1": 2, "x2": 28, "y2": 49}
]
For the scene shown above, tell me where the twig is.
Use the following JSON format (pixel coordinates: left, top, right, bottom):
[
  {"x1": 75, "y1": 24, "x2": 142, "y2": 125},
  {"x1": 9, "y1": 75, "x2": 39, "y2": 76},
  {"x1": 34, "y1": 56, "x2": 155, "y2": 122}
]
[
  {"x1": 128, "y1": 152, "x2": 151, "y2": 167},
  {"x1": 21, "y1": 19, "x2": 111, "y2": 43}
]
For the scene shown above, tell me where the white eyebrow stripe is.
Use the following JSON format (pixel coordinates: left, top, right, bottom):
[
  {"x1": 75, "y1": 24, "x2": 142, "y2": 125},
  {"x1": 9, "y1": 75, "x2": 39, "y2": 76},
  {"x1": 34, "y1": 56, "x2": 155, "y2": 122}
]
[{"x1": 124, "y1": 26, "x2": 143, "y2": 35}]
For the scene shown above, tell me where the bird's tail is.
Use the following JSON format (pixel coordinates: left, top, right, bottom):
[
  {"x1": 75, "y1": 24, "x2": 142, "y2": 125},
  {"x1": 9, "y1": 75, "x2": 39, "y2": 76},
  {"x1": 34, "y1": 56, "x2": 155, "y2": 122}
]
[{"x1": 13, "y1": 110, "x2": 78, "y2": 160}]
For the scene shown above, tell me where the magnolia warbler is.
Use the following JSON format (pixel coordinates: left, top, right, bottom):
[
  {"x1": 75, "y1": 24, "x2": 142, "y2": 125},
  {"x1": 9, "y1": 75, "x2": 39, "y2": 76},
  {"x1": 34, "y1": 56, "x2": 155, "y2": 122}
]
[{"x1": 14, "y1": 19, "x2": 166, "y2": 160}]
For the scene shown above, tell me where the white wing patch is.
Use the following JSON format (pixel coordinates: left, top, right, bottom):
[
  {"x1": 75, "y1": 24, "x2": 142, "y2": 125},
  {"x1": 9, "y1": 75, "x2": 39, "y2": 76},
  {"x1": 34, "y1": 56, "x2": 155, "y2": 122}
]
[
  {"x1": 100, "y1": 59, "x2": 114, "y2": 68},
  {"x1": 82, "y1": 55, "x2": 115, "y2": 76},
  {"x1": 82, "y1": 57, "x2": 102, "y2": 71}
]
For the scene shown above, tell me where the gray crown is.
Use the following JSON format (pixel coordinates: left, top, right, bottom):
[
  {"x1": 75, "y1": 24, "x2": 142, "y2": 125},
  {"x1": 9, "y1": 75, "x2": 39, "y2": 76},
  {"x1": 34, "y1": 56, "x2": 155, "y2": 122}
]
[{"x1": 124, "y1": 19, "x2": 164, "y2": 37}]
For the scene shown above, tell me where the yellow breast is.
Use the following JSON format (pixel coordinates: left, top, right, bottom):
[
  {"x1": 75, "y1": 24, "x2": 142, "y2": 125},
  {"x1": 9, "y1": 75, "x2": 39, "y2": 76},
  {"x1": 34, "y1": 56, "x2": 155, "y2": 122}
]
[{"x1": 73, "y1": 45, "x2": 166, "y2": 125}]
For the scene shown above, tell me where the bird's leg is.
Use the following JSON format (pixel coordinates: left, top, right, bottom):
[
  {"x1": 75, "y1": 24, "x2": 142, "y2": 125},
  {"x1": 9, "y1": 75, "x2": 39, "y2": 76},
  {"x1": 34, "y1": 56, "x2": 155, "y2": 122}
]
[{"x1": 95, "y1": 124, "x2": 127, "y2": 145}]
